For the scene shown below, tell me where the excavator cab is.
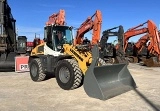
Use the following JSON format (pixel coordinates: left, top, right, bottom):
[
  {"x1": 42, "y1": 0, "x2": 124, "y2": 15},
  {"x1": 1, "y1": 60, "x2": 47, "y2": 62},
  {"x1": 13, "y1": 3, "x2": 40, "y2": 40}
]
[
  {"x1": 17, "y1": 36, "x2": 27, "y2": 54},
  {"x1": 126, "y1": 42, "x2": 135, "y2": 56}
]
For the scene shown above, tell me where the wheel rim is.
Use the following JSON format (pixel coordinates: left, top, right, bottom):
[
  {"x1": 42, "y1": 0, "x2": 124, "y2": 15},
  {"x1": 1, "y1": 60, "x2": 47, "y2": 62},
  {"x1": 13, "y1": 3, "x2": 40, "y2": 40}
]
[
  {"x1": 59, "y1": 67, "x2": 70, "y2": 83},
  {"x1": 31, "y1": 63, "x2": 38, "y2": 77}
]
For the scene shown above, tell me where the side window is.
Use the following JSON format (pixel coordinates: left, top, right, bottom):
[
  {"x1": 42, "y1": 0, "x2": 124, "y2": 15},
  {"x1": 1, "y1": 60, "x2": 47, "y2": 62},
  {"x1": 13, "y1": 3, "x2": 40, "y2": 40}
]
[
  {"x1": 18, "y1": 41, "x2": 26, "y2": 47},
  {"x1": 57, "y1": 31, "x2": 63, "y2": 41},
  {"x1": 64, "y1": 29, "x2": 72, "y2": 44}
]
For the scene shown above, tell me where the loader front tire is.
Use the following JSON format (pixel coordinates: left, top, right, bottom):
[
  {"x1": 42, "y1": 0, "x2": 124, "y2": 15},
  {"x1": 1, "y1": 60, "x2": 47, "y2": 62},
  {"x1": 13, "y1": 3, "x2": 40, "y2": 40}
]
[
  {"x1": 29, "y1": 58, "x2": 46, "y2": 82},
  {"x1": 55, "y1": 59, "x2": 83, "y2": 90}
]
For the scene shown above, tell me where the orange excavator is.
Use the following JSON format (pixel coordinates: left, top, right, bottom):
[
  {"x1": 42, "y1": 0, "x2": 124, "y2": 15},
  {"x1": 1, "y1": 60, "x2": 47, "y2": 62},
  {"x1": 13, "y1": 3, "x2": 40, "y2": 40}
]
[
  {"x1": 45, "y1": 9, "x2": 65, "y2": 26},
  {"x1": 124, "y1": 20, "x2": 160, "y2": 66},
  {"x1": 74, "y1": 10, "x2": 102, "y2": 45},
  {"x1": 74, "y1": 11, "x2": 128, "y2": 64}
]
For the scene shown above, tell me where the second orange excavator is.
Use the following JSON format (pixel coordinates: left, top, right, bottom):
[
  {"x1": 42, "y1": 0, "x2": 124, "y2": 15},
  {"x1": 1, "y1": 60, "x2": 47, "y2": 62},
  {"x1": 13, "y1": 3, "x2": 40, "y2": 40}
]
[
  {"x1": 74, "y1": 10, "x2": 102, "y2": 45},
  {"x1": 123, "y1": 20, "x2": 160, "y2": 66}
]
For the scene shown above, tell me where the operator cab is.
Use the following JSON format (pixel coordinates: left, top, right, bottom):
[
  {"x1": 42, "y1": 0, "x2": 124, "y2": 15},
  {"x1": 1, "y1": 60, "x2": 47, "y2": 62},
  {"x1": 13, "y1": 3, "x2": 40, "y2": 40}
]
[
  {"x1": 44, "y1": 25, "x2": 73, "y2": 51},
  {"x1": 17, "y1": 36, "x2": 27, "y2": 54},
  {"x1": 126, "y1": 42, "x2": 135, "y2": 56}
]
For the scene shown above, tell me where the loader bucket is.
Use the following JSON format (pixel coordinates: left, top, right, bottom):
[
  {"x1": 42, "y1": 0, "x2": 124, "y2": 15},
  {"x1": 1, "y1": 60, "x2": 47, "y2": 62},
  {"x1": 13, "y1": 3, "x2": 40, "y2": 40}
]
[{"x1": 83, "y1": 45, "x2": 137, "y2": 100}]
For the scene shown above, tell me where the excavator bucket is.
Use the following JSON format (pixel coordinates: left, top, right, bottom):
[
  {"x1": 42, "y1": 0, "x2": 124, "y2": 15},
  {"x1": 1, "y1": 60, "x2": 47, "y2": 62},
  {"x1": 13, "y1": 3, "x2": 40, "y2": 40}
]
[
  {"x1": 83, "y1": 45, "x2": 137, "y2": 100},
  {"x1": 143, "y1": 57, "x2": 160, "y2": 67}
]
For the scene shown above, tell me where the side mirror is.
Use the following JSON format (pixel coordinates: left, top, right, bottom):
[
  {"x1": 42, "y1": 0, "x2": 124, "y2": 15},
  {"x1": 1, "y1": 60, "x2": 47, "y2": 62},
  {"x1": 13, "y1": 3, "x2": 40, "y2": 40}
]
[{"x1": 69, "y1": 26, "x2": 73, "y2": 30}]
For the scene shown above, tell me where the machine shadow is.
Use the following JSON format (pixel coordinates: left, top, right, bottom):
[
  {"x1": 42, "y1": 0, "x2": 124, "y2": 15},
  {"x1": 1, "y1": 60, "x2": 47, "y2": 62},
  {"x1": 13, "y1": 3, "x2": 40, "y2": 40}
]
[
  {"x1": 134, "y1": 89, "x2": 160, "y2": 111},
  {"x1": 0, "y1": 68, "x2": 15, "y2": 72},
  {"x1": 44, "y1": 72, "x2": 56, "y2": 81}
]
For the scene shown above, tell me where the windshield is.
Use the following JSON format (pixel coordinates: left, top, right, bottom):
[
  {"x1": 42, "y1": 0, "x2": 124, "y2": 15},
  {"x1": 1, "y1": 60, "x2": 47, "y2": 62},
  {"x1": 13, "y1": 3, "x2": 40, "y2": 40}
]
[
  {"x1": 45, "y1": 26, "x2": 73, "y2": 51},
  {"x1": 52, "y1": 26, "x2": 73, "y2": 45}
]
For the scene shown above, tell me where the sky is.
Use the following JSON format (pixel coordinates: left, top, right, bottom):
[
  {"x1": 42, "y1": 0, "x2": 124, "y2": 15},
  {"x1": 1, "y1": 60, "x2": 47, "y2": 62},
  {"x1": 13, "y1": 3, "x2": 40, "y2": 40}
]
[{"x1": 7, "y1": 0, "x2": 160, "y2": 42}]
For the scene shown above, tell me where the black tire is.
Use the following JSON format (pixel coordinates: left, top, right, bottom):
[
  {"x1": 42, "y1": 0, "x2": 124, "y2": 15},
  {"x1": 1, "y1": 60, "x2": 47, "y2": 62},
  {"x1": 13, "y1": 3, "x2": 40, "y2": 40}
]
[
  {"x1": 55, "y1": 59, "x2": 83, "y2": 90},
  {"x1": 98, "y1": 58, "x2": 107, "y2": 65},
  {"x1": 98, "y1": 58, "x2": 112, "y2": 66},
  {"x1": 29, "y1": 58, "x2": 46, "y2": 82}
]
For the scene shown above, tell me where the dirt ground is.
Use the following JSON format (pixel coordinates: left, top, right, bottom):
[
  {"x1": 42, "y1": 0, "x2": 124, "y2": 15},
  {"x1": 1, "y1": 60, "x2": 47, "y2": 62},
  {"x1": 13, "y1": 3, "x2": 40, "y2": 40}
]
[{"x1": 0, "y1": 63, "x2": 160, "y2": 111}]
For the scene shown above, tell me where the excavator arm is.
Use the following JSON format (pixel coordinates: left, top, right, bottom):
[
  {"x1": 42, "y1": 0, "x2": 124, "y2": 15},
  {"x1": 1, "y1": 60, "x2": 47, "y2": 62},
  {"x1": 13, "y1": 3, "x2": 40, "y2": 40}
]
[
  {"x1": 45, "y1": 9, "x2": 65, "y2": 26},
  {"x1": 74, "y1": 10, "x2": 102, "y2": 45},
  {"x1": 147, "y1": 21, "x2": 160, "y2": 60},
  {"x1": 44, "y1": 9, "x2": 68, "y2": 44},
  {"x1": 124, "y1": 21, "x2": 149, "y2": 52}
]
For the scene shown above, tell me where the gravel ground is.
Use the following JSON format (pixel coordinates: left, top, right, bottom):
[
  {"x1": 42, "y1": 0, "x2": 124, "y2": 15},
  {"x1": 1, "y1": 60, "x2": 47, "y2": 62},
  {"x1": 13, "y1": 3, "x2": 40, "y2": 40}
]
[{"x1": 0, "y1": 63, "x2": 160, "y2": 111}]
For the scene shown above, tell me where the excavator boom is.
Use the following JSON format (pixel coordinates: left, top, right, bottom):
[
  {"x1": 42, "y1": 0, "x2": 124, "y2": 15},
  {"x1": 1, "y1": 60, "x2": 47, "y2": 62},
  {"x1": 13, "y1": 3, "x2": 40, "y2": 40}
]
[
  {"x1": 124, "y1": 21, "x2": 149, "y2": 52},
  {"x1": 147, "y1": 21, "x2": 160, "y2": 59},
  {"x1": 46, "y1": 9, "x2": 65, "y2": 26},
  {"x1": 124, "y1": 20, "x2": 160, "y2": 66},
  {"x1": 74, "y1": 10, "x2": 102, "y2": 45}
]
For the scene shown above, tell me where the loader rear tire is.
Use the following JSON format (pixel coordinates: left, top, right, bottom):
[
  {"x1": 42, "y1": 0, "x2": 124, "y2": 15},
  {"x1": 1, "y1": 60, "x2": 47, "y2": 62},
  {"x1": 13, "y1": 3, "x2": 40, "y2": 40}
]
[
  {"x1": 29, "y1": 58, "x2": 46, "y2": 82},
  {"x1": 55, "y1": 59, "x2": 83, "y2": 90}
]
